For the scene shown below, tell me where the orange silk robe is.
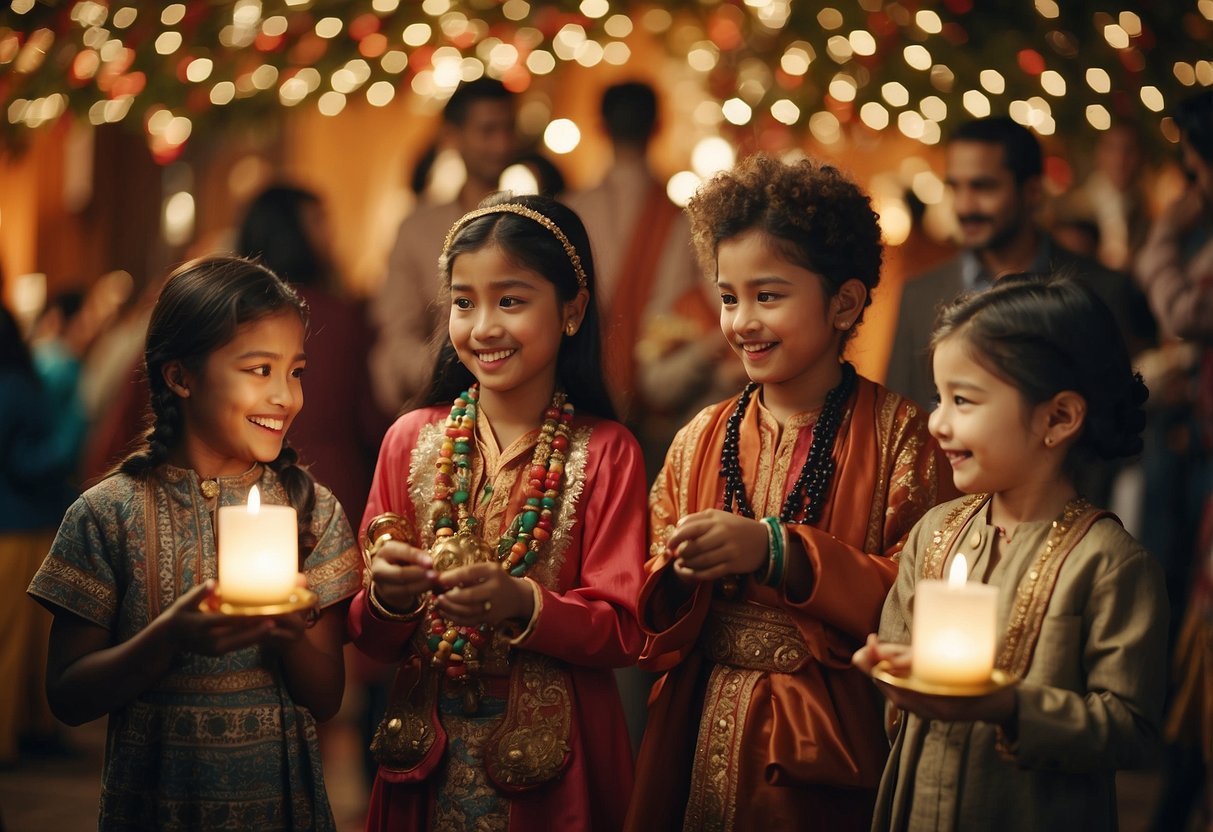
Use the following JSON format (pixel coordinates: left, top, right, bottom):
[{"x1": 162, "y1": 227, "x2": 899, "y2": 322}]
[{"x1": 626, "y1": 376, "x2": 955, "y2": 832}]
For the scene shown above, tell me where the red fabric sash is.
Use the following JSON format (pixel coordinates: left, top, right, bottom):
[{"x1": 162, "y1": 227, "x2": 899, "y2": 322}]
[{"x1": 602, "y1": 183, "x2": 681, "y2": 419}]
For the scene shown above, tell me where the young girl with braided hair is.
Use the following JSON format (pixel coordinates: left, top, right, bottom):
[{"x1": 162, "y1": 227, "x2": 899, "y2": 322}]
[
  {"x1": 28, "y1": 256, "x2": 362, "y2": 829},
  {"x1": 853, "y1": 273, "x2": 1166, "y2": 830},
  {"x1": 626, "y1": 154, "x2": 955, "y2": 832},
  {"x1": 348, "y1": 192, "x2": 647, "y2": 830}
]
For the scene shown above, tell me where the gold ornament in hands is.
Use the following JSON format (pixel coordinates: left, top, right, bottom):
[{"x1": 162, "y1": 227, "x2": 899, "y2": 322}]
[{"x1": 430, "y1": 529, "x2": 495, "y2": 574}]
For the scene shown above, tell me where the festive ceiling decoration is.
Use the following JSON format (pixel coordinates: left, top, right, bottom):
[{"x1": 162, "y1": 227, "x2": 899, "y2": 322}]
[{"x1": 1, "y1": 0, "x2": 1211, "y2": 162}]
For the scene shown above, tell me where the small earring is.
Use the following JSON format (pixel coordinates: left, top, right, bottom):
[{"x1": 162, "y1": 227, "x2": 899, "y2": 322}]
[
  {"x1": 565, "y1": 322, "x2": 576, "y2": 336},
  {"x1": 837, "y1": 319, "x2": 852, "y2": 330},
  {"x1": 1044, "y1": 436, "x2": 1054, "y2": 447}
]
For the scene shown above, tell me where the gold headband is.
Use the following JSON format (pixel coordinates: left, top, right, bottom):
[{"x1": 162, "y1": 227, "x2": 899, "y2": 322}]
[{"x1": 442, "y1": 203, "x2": 588, "y2": 290}]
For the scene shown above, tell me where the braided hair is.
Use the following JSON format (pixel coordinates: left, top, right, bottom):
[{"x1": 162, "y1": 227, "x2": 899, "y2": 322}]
[{"x1": 120, "y1": 256, "x2": 318, "y2": 563}]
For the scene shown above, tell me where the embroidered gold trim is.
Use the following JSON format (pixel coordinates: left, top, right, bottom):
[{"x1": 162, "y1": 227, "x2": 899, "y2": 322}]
[
  {"x1": 484, "y1": 653, "x2": 573, "y2": 789},
  {"x1": 153, "y1": 669, "x2": 276, "y2": 693},
  {"x1": 409, "y1": 420, "x2": 446, "y2": 550},
  {"x1": 371, "y1": 665, "x2": 441, "y2": 772},
  {"x1": 32, "y1": 558, "x2": 114, "y2": 626},
  {"x1": 684, "y1": 664, "x2": 763, "y2": 832},
  {"x1": 920, "y1": 495, "x2": 1108, "y2": 681},
  {"x1": 996, "y1": 498, "x2": 1106, "y2": 678},
  {"x1": 919, "y1": 494, "x2": 988, "y2": 581},
  {"x1": 865, "y1": 392, "x2": 900, "y2": 553},
  {"x1": 677, "y1": 406, "x2": 716, "y2": 518},
  {"x1": 701, "y1": 601, "x2": 810, "y2": 673},
  {"x1": 308, "y1": 550, "x2": 362, "y2": 594},
  {"x1": 754, "y1": 405, "x2": 789, "y2": 515},
  {"x1": 147, "y1": 477, "x2": 170, "y2": 618}
]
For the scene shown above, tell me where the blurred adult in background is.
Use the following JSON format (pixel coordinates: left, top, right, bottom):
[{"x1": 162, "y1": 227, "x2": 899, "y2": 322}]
[
  {"x1": 503, "y1": 147, "x2": 567, "y2": 198},
  {"x1": 567, "y1": 81, "x2": 744, "y2": 481},
  {"x1": 1049, "y1": 214, "x2": 1102, "y2": 261},
  {"x1": 28, "y1": 291, "x2": 89, "y2": 454},
  {"x1": 235, "y1": 184, "x2": 390, "y2": 528},
  {"x1": 1067, "y1": 120, "x2": 1154, "y2": 271},
  {"x1": 886, "y1": 116, "x2": 1153, "y2": 417},
  {"x1": 79, "y1": 274, "x2": 164, "y2": 485},
  {"x1": 369, "y1": 78, "x2": 518, "y2": 414},
  {"x1": 1139, "y1": 88, "x2": 1213, "y2": 832},
  {"x1": 0, "y1": 292, "x2": 102, "y2": 766}
]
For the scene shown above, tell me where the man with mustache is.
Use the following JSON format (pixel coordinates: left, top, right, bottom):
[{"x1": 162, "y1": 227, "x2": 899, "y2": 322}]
[{"x1": 886, "y1": 116, "x2": 1150, "y2": 413}]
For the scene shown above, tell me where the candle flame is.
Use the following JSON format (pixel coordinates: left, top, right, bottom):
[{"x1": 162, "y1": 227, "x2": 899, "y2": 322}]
[
  {"x1": 948, "y1": 552, "x2": 968, "y2": 587},
  {"x1": 247, "y1": 484, "x2": 260, "y2": 515}
]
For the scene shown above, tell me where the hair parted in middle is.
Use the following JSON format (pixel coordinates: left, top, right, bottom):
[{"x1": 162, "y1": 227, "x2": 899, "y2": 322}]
[
  {"x1": 684, "y1": 153, "x2": 884, "y2": 340},
  {"x1": 420, "y1": 191, "x2": 616, "y2": 420},
  {"x1": 120, "y1": 255, "x2": 319, "y2": 562}
]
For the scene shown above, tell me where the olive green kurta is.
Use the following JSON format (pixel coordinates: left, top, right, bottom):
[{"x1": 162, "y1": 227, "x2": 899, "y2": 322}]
[{"x1": 874, "y1": 496, "x2": 1167, "y2": 832}]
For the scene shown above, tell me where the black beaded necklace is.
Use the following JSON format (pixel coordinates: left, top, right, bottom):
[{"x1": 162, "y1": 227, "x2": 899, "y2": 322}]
[{"x1": 720, "y1": 362, "x2": 856, "y2": 525}]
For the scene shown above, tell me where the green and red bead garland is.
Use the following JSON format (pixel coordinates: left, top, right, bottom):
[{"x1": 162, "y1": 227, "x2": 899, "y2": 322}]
[{"x1": 425, "y1": 384, "x2": 574, "y2": 678}]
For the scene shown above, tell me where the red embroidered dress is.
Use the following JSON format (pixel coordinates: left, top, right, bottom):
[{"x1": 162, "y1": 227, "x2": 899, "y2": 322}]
[{"x1": 348, "y1": 406, "x2": 647, "y2": 831}]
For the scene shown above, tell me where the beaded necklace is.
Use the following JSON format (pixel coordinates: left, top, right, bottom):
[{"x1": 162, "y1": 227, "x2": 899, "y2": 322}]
[
  {"x1": 720, "y1": 362, "x2": 855, "y2": 525},
  {"x1": 425, "y1": 384, "x2": 574, "y2": 679}
]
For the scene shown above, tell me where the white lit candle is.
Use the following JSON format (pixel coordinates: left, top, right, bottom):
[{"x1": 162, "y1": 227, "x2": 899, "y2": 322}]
[
  {"x1": 217, "y1": 485, "x2": 298, "y2": 605},
  {"x1": 911, "y1": 553, "x2": 998, "y2": 686}
]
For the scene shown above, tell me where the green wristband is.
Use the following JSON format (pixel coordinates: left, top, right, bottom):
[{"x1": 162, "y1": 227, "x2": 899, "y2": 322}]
[{"x1": 759, "y1": 516, "x2": 786, "y2": 587}]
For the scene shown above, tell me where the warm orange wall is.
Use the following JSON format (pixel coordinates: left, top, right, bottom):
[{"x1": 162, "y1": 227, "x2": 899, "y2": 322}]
[
  {"x1": 2, "y1": 122, "x2": 162, "y2": 309},
  {"x1": 1, "y1": 127, "x2": 56, "y2": 303}
]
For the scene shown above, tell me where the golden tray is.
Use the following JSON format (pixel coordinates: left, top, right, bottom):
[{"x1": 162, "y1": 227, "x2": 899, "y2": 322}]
[
  {"x1": 872, "y1": 660, "x2": 1018, "y2": 698},
  {"x1": 201, "y1": 587, "x2": 318, "y2": 617}
]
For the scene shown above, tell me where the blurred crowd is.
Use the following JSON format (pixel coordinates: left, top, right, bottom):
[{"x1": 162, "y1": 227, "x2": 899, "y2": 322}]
[{"x1": 3, "y1": 80, "x2": 1213, "y2": 829}]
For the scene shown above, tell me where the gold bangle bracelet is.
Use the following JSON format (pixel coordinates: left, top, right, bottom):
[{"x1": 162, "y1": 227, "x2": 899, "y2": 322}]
[{"x1": 367, "y1": 585, "x2": 425, "y2": 622}]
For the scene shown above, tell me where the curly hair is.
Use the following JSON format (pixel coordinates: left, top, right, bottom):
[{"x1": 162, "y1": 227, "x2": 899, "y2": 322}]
[{"x1": 685, "y1": 153, "x2": 883, "y2": 338}]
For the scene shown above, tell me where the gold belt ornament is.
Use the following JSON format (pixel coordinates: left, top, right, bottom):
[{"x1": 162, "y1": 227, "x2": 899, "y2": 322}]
[{"x1": 701, "y1": 601, "x2": 811, "y2": 673}]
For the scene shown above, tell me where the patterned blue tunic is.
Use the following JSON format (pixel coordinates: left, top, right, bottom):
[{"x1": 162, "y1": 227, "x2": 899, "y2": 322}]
[{"x1": 28, "y1": 464, "x2": 362, "y2": 831}]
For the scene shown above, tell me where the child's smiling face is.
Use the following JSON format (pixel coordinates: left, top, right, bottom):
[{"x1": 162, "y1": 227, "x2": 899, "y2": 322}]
[
  {"x1": 448, "y1": 243, "x2": 580, "y2": 411},
  {"x1": 170, "y1": 310, "x2": 306, "y2": 477},
  {"x1": 928, "y1": 334, "x2": 1056, "y2": 496},
  {"x1": 715, "y1": 228, "x2": 852, "y2": 414}
]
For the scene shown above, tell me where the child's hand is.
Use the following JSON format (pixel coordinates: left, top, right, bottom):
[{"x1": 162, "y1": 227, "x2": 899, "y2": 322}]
[
  {"x1": 854, "y1": 634, "x2": 1018, "y2": 726},
  {"x1": 165, "y1": 581, "x2": 273, "y2": 656},
  {"x1": 876, "y1": 682, "x2": 1018, "y2": 727},
  {"x1": 668, "y1": 510, "x2": 768, "y2": 582},
  {"x1": 369, "y1": 539, "x2": 437, "y2": 613},
  {"x1": 435, "y1": 562, "x2": 533, "y2": 627},
  {"x1": 264, "y1": 609, "x2": 310, "y2": 648},
  {"x1": 264, "y1": 573, "x2": 314, "y2": 649},
  {"x1": 852, "y1": 633, "x2": 911, "y2": 676}
]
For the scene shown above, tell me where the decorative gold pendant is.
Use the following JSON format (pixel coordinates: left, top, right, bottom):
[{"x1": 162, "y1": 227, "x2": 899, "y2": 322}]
[
  {"x1": 200, "y1": 479, "x2": 219, "y2": 500},
  {"x1": 430, "y1": 530, "x2": 495, "y2": 573}
]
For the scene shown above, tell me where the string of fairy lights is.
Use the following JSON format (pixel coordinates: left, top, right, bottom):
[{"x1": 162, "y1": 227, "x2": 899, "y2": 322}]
[{"x1": 1, "y1": 0, "x2": 1211, "y2": 167}]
